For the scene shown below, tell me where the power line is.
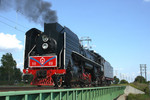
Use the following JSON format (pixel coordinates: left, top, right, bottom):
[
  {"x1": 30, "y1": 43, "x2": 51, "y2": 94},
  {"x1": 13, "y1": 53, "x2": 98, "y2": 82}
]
[
  {"x1": 0, "y1": 15, "x2": 29, "y2": 29},
  {"x1": 0, "y1": 20, "x2": 25, "y2": 33}
]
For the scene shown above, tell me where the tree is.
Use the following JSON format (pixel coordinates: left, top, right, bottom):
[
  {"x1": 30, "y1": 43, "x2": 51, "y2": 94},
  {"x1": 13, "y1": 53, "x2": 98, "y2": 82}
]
[
  {"x1": 0, "y1": 53, "x2": 22, "y2": 84},
  {"x1": 120, "y1": 79, "x2": 128, "y2": 84},
  {"x1": 1, "y1": 53, "x2": 16, "y2": 82},
  {"x1": 134, "y1": 76, "x2": 146, "y2": 83},
  {"x1": 114, "y1": 76, "x2": 120, "y2": 84},
  {"x1": 0, "y1": 67, "x2": 6, "y2": 81},
  {"x1": 14, "y1": 68, "x2": 22, "y2": 82}
]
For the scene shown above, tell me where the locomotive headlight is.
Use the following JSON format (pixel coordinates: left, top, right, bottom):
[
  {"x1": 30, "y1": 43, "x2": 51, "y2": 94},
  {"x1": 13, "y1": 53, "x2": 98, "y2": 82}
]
[
  {"x1": 42, "y1": 35, "x2": 49, "y2": 42},
  {"x1": 42, "y1": 43, "x2": 49, "y2": 49}
]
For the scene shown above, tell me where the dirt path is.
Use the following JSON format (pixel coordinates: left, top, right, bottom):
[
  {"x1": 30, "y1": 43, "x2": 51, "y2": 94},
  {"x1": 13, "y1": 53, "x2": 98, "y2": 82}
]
[{"x1": 117, "y1": 85, "x2": 145, "y2": 100}]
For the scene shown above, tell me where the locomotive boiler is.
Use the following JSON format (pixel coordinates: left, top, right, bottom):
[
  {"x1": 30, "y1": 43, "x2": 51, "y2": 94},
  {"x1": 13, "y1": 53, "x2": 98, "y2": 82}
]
[{"x1": 23, "y1": 23, "x2": 113, "y2": 87}]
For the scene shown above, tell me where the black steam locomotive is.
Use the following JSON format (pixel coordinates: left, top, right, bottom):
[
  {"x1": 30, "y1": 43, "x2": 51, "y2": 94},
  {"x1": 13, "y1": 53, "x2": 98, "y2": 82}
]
[{"x1": 23, "y1": 23, "x2": 113, "y2": 87}]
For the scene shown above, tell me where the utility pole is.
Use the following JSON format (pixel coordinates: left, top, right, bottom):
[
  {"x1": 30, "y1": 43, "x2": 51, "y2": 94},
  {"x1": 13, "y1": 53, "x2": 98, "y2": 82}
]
[
  {"x1": 115, "y1": 70, "x2": 118, "y2": 76},
  {"x1": 120, "y1": 73, "x2": 122, "y2": 80},
  {"x1": 80, "y1": 36, "x2": 92, "y2": 49},
  {"x1": 140, "y1": 64, "x2": 147, "y2": 81}
]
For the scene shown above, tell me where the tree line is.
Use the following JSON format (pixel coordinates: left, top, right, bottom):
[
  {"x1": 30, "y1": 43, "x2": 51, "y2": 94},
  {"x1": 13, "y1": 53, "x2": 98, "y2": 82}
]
[
  {"x1": 114, "y1": 75, "x2": 147, "y2": 84},
  {"x1": 0, "y1": 53, "x2": 22, "y2": 85}
]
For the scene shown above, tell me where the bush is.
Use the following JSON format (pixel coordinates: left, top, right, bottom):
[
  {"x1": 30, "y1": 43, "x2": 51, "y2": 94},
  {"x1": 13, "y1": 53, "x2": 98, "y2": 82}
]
[
  {"x1": 134, "y1": 76, "x2": 146, "y2": 83},
  {"x1": 113, "y1": 76, "x2": 120, "y2": 84},
  {"x1": 120, "y1": 79, "x2": 128, "y2": 84}
]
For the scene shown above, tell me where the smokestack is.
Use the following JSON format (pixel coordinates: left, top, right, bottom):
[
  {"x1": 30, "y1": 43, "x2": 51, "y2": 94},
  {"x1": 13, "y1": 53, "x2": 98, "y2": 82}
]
[{"x1": 0, "y1": 0, "x2": 57, "y2": 25}]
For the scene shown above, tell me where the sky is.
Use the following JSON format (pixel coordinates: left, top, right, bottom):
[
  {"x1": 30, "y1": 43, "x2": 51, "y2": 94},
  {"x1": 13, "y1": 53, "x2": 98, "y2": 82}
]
[{"x1": 0, "y1": 0, "x2": 150, "y2": 82}]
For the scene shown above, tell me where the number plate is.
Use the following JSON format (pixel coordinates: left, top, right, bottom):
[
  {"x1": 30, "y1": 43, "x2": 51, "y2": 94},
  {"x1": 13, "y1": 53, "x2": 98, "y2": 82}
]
[{"x1": 29, "y1": 56, "x2": 57, "y2": 67}]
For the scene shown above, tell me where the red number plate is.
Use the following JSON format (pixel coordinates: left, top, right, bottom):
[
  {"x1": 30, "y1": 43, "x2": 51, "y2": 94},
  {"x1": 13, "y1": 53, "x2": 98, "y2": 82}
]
[{"x1": 29, "y1": 56, "x2": 57, "y2": 67}]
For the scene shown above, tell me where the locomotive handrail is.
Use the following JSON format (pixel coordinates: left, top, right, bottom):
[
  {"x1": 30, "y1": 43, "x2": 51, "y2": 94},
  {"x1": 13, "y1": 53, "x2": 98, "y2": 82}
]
[
  {"x1": 59, "y1": 48, "x2": 63, "y2": 68},
  {"x1": 27, "y1": 45, "x2": 36, "y2": 60},
  {"x1": 72, "y1": 51, "x2": 103, "y2": 68},
  {"x1": 64, "y1": 32, "x2": 66, "y2": 69}
]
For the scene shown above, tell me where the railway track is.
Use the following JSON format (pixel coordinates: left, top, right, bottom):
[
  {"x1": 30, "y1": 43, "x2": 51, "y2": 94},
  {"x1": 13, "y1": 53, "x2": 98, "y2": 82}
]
[
  {"x1": 0, "y1": 84, "x2": 107, "y2": 92},
  {"x1": 0, "y1": 86, "x2": 57, "y2": 92},
  {"x1": 0, "y1": 86, "x2": 89, "y2": 92}
]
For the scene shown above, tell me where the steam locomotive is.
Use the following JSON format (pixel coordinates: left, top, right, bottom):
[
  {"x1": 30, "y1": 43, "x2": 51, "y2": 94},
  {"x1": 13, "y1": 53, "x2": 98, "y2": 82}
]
[{"x1": 23, "y1": 23, "x2": 113, "y2": 87}]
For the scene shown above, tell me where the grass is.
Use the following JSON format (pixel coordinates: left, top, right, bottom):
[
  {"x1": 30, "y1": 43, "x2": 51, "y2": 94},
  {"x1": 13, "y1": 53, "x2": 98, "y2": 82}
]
[
  {"x1": 111, "y1": 83, "x2": 128, "y2": 86},
  {"x1": 130, "y1": 82, "x2": 149, "y2": 94},
  {"x1": 127, "y1": 93, "x2": 150, "y2": 100},
  {"x1": 112, "y1": 82, "x2": 150, "y2": 100},
  {"x1": 112, "y1": 82, "x2": 149, "y2": 94}
]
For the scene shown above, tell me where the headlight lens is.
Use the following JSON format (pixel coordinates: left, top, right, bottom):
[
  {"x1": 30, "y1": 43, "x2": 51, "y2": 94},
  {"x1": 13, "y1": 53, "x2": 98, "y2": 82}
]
[
  {"x1": 42, "y1": 43, "x2": 48, "y2": 49},
  {"x1": 42, "y1": 35, "x2": 49, "y2": 42}
]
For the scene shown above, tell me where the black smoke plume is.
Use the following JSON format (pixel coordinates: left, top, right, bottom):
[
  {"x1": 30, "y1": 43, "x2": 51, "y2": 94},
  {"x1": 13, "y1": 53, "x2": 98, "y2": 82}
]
[{"x1": 0, "y1": 0, "x2": 57, "y2": 24}]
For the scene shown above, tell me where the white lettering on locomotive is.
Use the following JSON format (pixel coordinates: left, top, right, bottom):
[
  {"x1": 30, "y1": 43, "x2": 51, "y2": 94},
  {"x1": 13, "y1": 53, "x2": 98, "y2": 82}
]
[{"x1": 49, "y1": 62, "x2": 53, "y2": 66}]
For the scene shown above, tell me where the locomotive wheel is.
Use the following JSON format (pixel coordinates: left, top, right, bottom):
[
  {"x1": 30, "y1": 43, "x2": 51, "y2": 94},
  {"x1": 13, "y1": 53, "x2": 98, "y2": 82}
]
[
  {"x1": 79, "y1": 82, "x2": 84, "y2": 88},
  {"x1": 88, "y1": 83, "x2": 92, "y2": 87},
  {"x1": 55, "y1": 76, "x2": 63, "y2": 88},
  {"x1": 57, "y1": 77, "x2": 63, "y2": 87},
  {"x1": 79, "y1": 82, "x2": 82, "y2": 87},
  {"x1": 94, "y1": 77, "x2": 100, "y2": 87},
  {"x1": 95, "y1": 81, "x2": 98, "y2": 87}
]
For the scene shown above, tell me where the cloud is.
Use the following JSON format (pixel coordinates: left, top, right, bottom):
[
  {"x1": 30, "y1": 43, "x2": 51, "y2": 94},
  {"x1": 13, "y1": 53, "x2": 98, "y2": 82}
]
[
  {"x1": 0, "y1": 33, "x2": 23, "y2": 52},
  {"x1": 144, "y1": 0, "x2": 150, "y2": 2}
]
